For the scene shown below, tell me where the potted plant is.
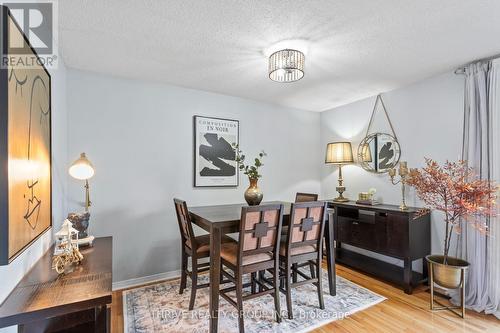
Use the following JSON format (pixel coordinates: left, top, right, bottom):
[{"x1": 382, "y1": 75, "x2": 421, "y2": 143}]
[
  {"x1": 407, "y1": 159, "x2": 496, "y2": 316},
  {"x1": 232, "y1": 143, "x2": 267, "y2": 206}
]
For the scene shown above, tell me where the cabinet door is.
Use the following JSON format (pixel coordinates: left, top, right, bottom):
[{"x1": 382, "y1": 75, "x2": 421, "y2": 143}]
[
  {"x1": 385, "y1": 213, "x2": 409, "y2": 258},
  {"x1": 337, "y1": 216, "x2": 378, "y2": 251}
]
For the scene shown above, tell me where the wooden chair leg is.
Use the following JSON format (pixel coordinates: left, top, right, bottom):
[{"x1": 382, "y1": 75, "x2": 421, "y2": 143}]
[
  {"x1": 273, "y1": 264, "x2": 282, "y2": 323},
  {"x1": 292, "y1": 263, "x2": 298, "y2": 283},
  {"x1": 236, "y1": 272, "x2": 245, "y2": 333},
  {"x1": 309, "y1": 261, "x2": 316, "y2": 279},
  {"x1": 179, "y1": 250, "x2": 187, "y2": 294},
  {"x1": 251, "y1": 272, "x2": 256, "y2": 294},
  {"x1": 258, "y1": 271, "x2": 265, "y2": 292},
  {"x1": 316, "y1": 259, "x2": 325, "y2": 310},
  {"x1": 285, "y1": 263, "x2": 293, "y2": 319},
  {"x1": 189, "y1": 258, "x2": 198, "y2": 311}
]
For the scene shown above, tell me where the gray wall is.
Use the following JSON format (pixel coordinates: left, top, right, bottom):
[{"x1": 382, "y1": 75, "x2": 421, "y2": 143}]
[
  {"x1": 320, "y1": 72, "x2": 464, "y2": 270},
  {"x1": 66, "y1": 69, "x2": 321, "y2": 283}
]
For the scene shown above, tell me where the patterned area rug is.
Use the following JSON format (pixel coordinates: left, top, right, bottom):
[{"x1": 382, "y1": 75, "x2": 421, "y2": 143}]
[{"x1": 123, "y1": 270, "x2": 385, "y2": 333}]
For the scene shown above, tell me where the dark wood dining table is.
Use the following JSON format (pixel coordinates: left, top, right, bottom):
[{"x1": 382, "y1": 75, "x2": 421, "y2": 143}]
[{"x1": 189, "y1": 201, "x2": 336, "y2": 333}]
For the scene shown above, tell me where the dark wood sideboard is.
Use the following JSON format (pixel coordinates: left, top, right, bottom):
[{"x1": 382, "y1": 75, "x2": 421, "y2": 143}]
[
  {"x1": 329, "y1": 202, "x2": 430, "y2": 294},
  {"x1": 0, "y1": 237, "x2": 112, "y2": 333}
]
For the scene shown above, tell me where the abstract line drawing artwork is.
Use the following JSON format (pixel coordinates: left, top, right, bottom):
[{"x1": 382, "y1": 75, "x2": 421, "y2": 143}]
[
  {"x1": 194, "y1": 116, "x2": 239, "y2": 187},
  {"x1": 0, "y1": 8, "x2": 52, "y2": 265},
  {"x1": 23, "y1": 74, "x2": 50, "y2": 230}
]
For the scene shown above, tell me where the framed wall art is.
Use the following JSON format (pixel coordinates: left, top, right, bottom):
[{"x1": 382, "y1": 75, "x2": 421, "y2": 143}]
[
  {"x1": 193, "y1": 116, "x2": 239, "y2": 187},
  {"x1": 0, "y1": 6, "x2": 52, "y2": 265}
]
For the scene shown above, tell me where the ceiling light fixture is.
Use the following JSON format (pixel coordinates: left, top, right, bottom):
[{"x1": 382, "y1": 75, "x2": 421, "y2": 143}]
[{"x1": 268, "y1": 49, "x2": 305, "y2": 83}]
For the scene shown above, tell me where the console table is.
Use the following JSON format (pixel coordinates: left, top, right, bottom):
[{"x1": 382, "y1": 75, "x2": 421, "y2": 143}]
[
  {"x1": 330, "y1": 202, "x2": 430, "y2": 294},
  {"x1": 0, "y1": 237, "x2": 112, "y2": 333}
]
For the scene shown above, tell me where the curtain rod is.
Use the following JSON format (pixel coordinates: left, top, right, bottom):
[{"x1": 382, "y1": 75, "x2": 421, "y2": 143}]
[{"x1": 454, "y1": 53, "x2": 500, "y2": 75}]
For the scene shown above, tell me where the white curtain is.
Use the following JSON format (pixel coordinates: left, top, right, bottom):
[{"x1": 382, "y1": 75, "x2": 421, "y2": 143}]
[
  {"x1": 456, "y1": 58, "x2": 500, "y2": 318},
  {"x1": 486, "y1": 58, "x2": 500, "y2": 318}
]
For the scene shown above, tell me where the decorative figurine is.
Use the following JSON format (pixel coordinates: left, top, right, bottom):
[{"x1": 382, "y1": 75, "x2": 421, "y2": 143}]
[
  {"x1": 356, "y1": 187, "x2": 379, "y2": 205},
  {"x1": 52, "y1": 219, "x2": 84, "y2": 274},
  {"x1": 67, "y1": 212, "x2": 95, "y2": 247},
  {"x1": 389, "y1": 161, "x2": 409, "y2": 211}
]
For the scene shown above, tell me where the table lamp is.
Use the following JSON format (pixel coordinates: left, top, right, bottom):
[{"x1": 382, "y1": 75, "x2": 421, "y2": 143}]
[
  {"x1": 69, "y1": 153, "x2": 95, "y2": 211},
  {"x1": 68, "y1": 153, "x2": 95, "y2": 246},
  {"x1": 325, "y1": 142, "x2": 354, "y2": 202}
]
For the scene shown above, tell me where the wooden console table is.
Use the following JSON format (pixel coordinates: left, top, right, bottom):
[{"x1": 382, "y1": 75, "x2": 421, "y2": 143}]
[
  {"x1": 330, "y1": 202, "x2": 430, "y2": 294},
  {"x1": 0, "y1": 237, "x2": 112, "y2": 333}
]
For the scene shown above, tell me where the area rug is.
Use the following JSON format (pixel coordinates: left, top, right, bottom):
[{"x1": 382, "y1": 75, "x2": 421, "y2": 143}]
[{"x1": 123, "y1": 270, "x2": 385, "y2": 333}]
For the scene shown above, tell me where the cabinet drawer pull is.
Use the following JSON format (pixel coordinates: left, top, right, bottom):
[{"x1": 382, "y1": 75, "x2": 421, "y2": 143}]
[{"x1": 352, "y1": 221, "x2": 359, "y2": 225}]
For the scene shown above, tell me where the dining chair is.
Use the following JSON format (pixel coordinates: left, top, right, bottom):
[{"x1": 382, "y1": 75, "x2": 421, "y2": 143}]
[
  {"x1": 173, "y1": 198, "x2": 234, "y2": 310},
  {"x1": 219, "y1": 203, "x2": 284, "y2": 333},
  {"x1": 288, "y1": 192, "x2": 319, "y2": 280},
  {"x1": 282, "y1": 193, "x2": 319, "y2": 238},
  {"x1": 295, "y1": 192, "x2": 319, "y2": 202},
  {"x1": 280, "y1": 201, "x2": 328, "y2": 319}
]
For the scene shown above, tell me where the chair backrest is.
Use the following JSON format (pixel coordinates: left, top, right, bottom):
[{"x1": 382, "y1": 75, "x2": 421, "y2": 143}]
[
  {"x1": 238, "y1": 204, "x2": 284, "y2": 264},
  {"x1": 173, "y1": 198, "x2": 196, "y2": 246},
  {"x1": 295, "y1": 192, "x2": 319, "y2": 203},
  {"x1": 285, "y1": 201, "x2": 327, "y2": 254}
]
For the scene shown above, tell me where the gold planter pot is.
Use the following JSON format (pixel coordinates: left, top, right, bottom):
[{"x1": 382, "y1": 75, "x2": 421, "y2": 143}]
[{"x1": 426, "y1": 255, "x2": 469, "y2": 318}]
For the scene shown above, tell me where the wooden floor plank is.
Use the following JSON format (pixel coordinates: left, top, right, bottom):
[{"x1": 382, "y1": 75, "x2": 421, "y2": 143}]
[{"x1": 111, "y1": 264, "x2": 500, "y2": 333}]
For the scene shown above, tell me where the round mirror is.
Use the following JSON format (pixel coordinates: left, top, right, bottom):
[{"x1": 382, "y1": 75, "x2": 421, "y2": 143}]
[{"x1": 357, "y1": 133, "x2": 401, "y2": 173}]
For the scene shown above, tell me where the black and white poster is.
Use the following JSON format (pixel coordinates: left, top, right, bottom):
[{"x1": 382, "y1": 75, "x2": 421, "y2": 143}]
[{"x1": 194, "y1": 116, "x2": 239, "y2": 187}]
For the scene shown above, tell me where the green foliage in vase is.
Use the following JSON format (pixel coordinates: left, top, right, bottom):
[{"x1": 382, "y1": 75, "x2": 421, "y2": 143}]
[{"x1": 232, "y1": 143, "x2": 267, "y2": 180}]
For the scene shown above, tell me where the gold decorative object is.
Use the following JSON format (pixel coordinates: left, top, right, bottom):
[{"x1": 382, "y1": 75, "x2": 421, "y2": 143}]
[
  {"x1": 244, "y1": 178, "x2": 264, "y2": 206},
  {"x1": 358, "y1": 192, "x2": 370, "y2": 201},
  {"x1": 357, "y1": 94, "x2": 401, "y2": 173},
  {"x1": 427, "y1": 255, "x2": 468, "y2": 318},
  {"x1": 356, "y1": 188, "x2": 379, "y2": 205},
  {"x1": 325, "y1": 142, "x2": 354, "y2": 202},
  {"x1": 389, "y1": 161, "x2": 409, "y2": 210},
  {"x1": 52, "y1": 220, "x2": 84, "y2": 274}
]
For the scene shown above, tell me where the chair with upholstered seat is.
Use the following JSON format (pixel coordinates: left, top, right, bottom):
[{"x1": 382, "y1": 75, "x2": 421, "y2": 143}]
[
  {"x1": 219, "y1": 203, "x2": 284, "y2": 333},
  {"x1": 286, "y1": 192, "x2": 319, "y2": 280},
  {"x1": 173, "y1": 198, "x2": 234, "y2": 310},
  {"x1": 280, "y1": 200, "x2": 328, "y2": 319},
  {"x1": 295, "y1": 192, "x2": 319, "y2": 203}
]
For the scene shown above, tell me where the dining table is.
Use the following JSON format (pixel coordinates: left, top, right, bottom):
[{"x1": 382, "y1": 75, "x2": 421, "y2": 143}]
[{"x1": 189, "y1": 201, "x2": 336, "y2": 333}]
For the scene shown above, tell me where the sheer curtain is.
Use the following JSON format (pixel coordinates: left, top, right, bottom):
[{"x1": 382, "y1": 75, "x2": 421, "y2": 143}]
[
  {"x1": 456, "y1": 58, "x2": 500, "y2": 318},
  {"x1": 486, "y1": 58, "x2": 500, "y2": 318}
]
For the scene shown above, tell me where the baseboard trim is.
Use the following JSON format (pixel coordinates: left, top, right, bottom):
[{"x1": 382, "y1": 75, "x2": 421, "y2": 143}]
[{"x1": 112, "y1": 270, "x2": 181, "y2": 291}]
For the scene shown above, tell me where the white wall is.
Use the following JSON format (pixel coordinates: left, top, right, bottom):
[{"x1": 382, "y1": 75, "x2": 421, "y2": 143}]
[
  {"x1": 0, "y1": 61, "x2": 68, "y2": 333},
  {"x1": 320, "y1": 72, "x2": 464, "y2": 270},
  {"x1": 66, "y1": 69, "x2": 321, "y2": 283}
]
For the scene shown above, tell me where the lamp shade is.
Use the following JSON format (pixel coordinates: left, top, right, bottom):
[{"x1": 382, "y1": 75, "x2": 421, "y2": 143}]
[
  {"x1": 69, "y1": 153, "x2": 95, "y2": 180},
  {"x1": 325, "y1": 142, "x2": 354, "y2": 164}
]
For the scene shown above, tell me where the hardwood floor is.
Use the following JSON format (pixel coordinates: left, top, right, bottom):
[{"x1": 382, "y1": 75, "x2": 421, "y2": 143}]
[{"x1": 111, "y1": 264, "x2": 500, "y2": 333}]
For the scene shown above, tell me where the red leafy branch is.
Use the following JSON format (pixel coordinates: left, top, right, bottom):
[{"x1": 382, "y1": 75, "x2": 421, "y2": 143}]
[{"x1": 406, "y1": 159, "x2": 497, "y2": 263}]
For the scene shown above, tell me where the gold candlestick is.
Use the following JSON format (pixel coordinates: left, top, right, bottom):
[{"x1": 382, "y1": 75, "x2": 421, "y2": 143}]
[{"x1": 389, "y1": 161, "x2": 409, "y2": 211}]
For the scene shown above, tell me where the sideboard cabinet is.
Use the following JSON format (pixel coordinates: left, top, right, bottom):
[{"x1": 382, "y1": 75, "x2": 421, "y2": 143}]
[{"x1": 330, "y1": 201, "x2": 430, "y2": 294}]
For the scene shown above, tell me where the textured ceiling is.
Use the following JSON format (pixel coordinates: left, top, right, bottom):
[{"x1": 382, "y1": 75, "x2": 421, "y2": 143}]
[{"x1": 59, "y1": 0, "x2": 500, "y2": 112}]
